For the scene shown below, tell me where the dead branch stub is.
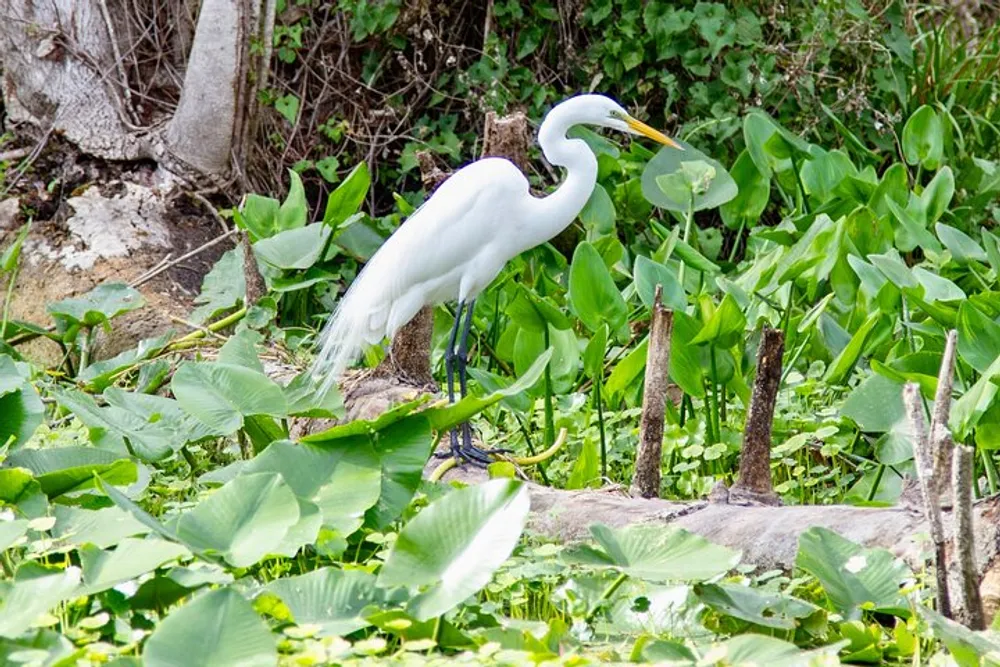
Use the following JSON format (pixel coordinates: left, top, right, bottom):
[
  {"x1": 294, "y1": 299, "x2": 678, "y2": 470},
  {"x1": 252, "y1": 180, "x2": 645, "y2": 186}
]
[
  {"x1": 630, "y1": 285, "x2": 673, "y2": 498},
  {"x1": 728, "y1": 326, "x2": 784, "y2": 506}
]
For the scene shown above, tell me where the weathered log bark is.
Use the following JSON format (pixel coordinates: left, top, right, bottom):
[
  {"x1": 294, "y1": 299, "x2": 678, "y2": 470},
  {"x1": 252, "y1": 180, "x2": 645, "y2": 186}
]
[
  {"x1": 428, "y1": 461, "x2": 1000, "y2": 620},
  {"x1": 728, "y1": 326, "x2": 784, "y2": 506},
  {"x1": 630, "y1": 286, "x2": 673, "y2": 498}
]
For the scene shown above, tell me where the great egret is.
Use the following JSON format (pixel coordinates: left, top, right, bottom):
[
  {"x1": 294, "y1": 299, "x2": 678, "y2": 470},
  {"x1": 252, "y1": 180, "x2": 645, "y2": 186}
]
[{"x1": 311, "y1": 94, "x2": 679, "y2": 464}]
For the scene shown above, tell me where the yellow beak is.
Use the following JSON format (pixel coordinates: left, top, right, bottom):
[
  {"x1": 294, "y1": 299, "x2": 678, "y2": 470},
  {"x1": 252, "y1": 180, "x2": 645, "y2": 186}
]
[{"x1": 625, "y1": 116, "x2": 683, "y2": 150}]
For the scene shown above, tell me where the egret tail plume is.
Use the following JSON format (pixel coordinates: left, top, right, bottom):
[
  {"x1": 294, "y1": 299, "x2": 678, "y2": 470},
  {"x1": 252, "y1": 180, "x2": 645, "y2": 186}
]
[{"x1": 310, "y1": 261, "x2": 393, "y2": 395}]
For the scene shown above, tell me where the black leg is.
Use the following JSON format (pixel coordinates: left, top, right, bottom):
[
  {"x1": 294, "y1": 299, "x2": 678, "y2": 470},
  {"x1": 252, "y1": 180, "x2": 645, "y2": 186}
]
[{"x1": 442, "y1": 302, "x2": 465, "y2": 461}]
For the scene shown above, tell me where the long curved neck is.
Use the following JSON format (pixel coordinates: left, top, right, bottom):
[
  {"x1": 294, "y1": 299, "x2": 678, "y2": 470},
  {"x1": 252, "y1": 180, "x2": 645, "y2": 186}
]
[{"x1": 522, "y1": 107, "x2": 598, "y2": 248}]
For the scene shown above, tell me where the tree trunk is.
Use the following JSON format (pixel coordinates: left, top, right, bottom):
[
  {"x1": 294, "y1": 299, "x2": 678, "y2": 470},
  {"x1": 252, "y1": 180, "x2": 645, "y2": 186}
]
[{"x1": 0, "y1": 0, "x2": 270, "y2": 363}]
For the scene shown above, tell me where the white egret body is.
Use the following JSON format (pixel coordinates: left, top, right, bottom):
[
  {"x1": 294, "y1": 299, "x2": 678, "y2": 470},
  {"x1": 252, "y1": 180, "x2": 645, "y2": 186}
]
[{"x1": 311, "y1": 94, "x2": 678, "y2": 461}]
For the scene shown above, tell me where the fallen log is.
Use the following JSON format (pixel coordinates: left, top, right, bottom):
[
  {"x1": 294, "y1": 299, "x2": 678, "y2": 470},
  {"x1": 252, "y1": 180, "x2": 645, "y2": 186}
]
[{"x1": 427, "y1": 460, "x2": 1000, "y2": 620}]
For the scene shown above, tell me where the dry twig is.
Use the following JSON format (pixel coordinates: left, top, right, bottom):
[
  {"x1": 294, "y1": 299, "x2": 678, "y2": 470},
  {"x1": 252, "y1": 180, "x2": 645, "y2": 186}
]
[{"x1": 953, "y1": 444, "x2": 985, "y2": 629}]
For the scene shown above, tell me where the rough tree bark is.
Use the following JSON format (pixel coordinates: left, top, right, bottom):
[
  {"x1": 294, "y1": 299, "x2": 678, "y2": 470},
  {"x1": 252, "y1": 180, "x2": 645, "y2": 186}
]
[
  {"x1": 630, "y1": 286, "x2": 673, "y2": 498},
  {"x1": 727, "y1": 326, "x2": 784, "y2": 506},
  {"x1": 0, "y1": 0, "x2": 273, "y2": 363}
]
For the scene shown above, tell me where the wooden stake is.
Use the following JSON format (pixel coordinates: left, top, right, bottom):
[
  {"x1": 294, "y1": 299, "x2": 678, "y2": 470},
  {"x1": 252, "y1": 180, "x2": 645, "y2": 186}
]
[
  {"x1": 931, "y1": 330, "x2": 958, "y2": 504},
  {"x1": 630, "y1": 285, "x2": 674, "y2": 498},
  {"x1": 953, "y1": 444, "x2": 985, "y2": 629},
  {"x1": 904, "y1": 381, "x2": 952, "y2": 619},
  {"x1": 729, "y1": 326, "x2": 784, "y2": 506}
]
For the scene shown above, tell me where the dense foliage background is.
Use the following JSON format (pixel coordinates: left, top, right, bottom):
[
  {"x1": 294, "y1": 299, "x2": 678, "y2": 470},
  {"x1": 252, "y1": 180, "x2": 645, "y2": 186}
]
[{"x1": 2, "y1": 1, "x2": 1000, "y2": 664}]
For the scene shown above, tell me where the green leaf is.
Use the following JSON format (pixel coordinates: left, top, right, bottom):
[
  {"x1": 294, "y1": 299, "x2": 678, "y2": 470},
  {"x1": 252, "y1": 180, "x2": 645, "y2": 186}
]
[
  {"x1": 795, "y1": 527, "x2": 910, "y2": 619},
  {"x1": 51, "y1": 505, "x2": 149, "y2": 548},
  {"x1": 277, "y1": 169, "x2": 308, "y2": 231},
  {"x1": 823, "y1": 311, "x2": 881, "y2": 385},
  {"x1": 695, "y1": 582, "x2": 822, "y2": 630},
  {"x1": 841, "y1": 374, "x2": 905, "y2": 433},
  {"x1": 937, "y1": 223, "x2": 987, "y2": 264},
  {"x1": 720, "y1": 149, "x2": 769, "y2": 229},
  {"x1": 690, "y1": 294, "x2": 746, "y2": 348},
  {"x1": 605, "y1": 337, "x2": 648, "y2": 402},
  {"x1": 378, "y1": 479, "x2": 530, "y2": 621},
  {"x1": 580, "y1": 184, "x2": 616, "y2": 234},
  {"x1": 569, "y1": 242, "x2": 628, "y2": 333},
  {"x1": 79, "y1": 333, "x2": 172, "y2": 390},
  {"x1": 920, "y1": 166, "x2": 954, "y2": 225},
  {"x1": 176, "y1": 473, "x2": 300, "y2": 567},
  {"x1": 78, "y1": 538, "x2": 189, "y2": 595},
  {"x1": 566, "y1": 438, "x2": 600, "y2": 490},
  {"x1": 583, "y1": 326, "x2": 608, "y2": 381},
  {"x1": 172, "y1": 362, "x2": 288, "y2": 433},
  {"x1": 902, "y1": 105, "x2": 944, "y2": 169},
  {"x1": 236, "y1": 195, "x2": 280, "y2": 241},
  {"x1": 5, "y1": 447, "x2": 136, "y2": 498},
  {"x1": 742, "y1": 110, "x2": 810, "y2": 177},
  {"x1": 801, "y1": 149, "x2": 855, "y2": 201},
  {"x1": 52, "y1": 388, "x2": 184, "y2": 461},
  {"x1": 253, "y1": 223, "x2": 332, "y2": 270},
  {"x1": 143, "y1": 588, "x2": 277, "y2": 667},
  {"x1": 564, "y1": 523, "x2": 741, "y2": 582},
  {"x1": 952, "y1": 354, "x2": 1000, "y2": 440},
  {"x1": 633, "y1": 256, "x2": 686, "y2": 311},
  {"x1": 957, "y1": 302, "x2": 1000, "y2": 373},
  {"x1": 191, "y1": 247, "x2": 246, "y2": 323},
  {"x1": 0, "y1": 221, "x2": 30, "y2": 272},
  {"x1": 262, "y1": 568, "x2": 383, "y2": 637},
  {"x1": 0, "y1": 564, "x2": 82, "y2": 638},
  {"x1": 0, "y1": 356, "x2": 43, "y2": 447},
  {"x1": 274, "y1": 94, "x2": 299, "y2": 124},
  {"x1": 506, "y1": 286, "x2": 571, "y2": 334},
  {"x1": 47, "y1": 283, "x2": 144, "y2": 328},
  {"x1": 323, "y1": 163, "x2": 370, "y2": 228},
  {"x1": 238, "y1": 439, "x2": 380, "y2": 537},
  {"x1": 919, "y1": 607, "x2": 1000, "y2": 667},
  {"x1": 642, "y1": 144, "x2": 737, "y2": 212},
  {"x1": 670, "y1": 311, "x2": 706, "y2": 397}
]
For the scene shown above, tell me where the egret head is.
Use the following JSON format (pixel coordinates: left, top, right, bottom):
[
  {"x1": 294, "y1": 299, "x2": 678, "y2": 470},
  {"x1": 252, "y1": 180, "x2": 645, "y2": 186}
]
[{"x1": 563, "y1": 94, "x2": 682, "y2": 149}]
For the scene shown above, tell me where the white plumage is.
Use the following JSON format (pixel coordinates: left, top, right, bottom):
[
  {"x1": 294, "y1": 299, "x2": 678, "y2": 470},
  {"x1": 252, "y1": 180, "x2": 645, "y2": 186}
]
[{"x1": 311, "y1": 94, "x2": 678, "y2": 396}]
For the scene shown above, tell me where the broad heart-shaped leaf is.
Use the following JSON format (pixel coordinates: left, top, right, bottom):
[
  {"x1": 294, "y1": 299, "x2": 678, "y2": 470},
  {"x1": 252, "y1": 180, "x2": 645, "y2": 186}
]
[
  {"x1": 253, "y1": 223, "x2": 332, "y2": 270},
  {"x1": 262, "y1": 568, "x2": 383, "y2": 637},
  {"x1": 238, "y1": 439, "x2": 380, "y2": 536},
  {"x1": 236, "y1": 194, "x2": 280, "y2": 241},
  {"x1": 506, "y1": 284, "x2": 572, "y2": 334},
  {"x1": 47, "y1": 283, "x2": 144, "y2": 328},
  {"x1": 0, "y1": 468, "x2": 48, "y2": 518},
  {"x1": 800, "y1": 148, "x2": 856, "y2": 202},
  {"x1": 669, "y1": 310, "x2": 706, "y2": 398},
  {"x1": 919, "y1": 607, "x2": 1000, "y2": 667},
  {"x1": 580, "y1": 183, "x2": 616, "y2": 234},
  {"x1": 175, "y1": 473, "x2": 300, "y2": 567},
  {"x1": 921, "y1": 166, "x2": 954, "y2": 225},
  {"x1": 191, "y1": 246, "x2": 246, "y2": 323},
  {"x1": 377, "y1": 479, "x2": 530, "y2": 621},
  {"x1": 694, "y1": 582, "x2": 822, "y2": 630},
  {"x1": 277, "y1": 169, "x2": 308, "y2": 232},
  {"x1": 0, "y1": 519, "x2": 28, "y2": 551},
  {"x1": 742, "y1": 110, "x2": 811, "y2": 177},
  {"x1": 841, "y1": 374, "x2": 905, "y2": 433},
  {"x1": 323, "y1": 162, "x2": 370, "y2": 228},
  {"x1": 281, "y1": 371, "x2": 345, "y2": 419},
  {"x1": 690, "y1": 294, "x2": 746, "y2": 348},
  {"x1": 902, "y1": 104, "x2": 944, "y2": 170},
  {"x1": 633, "y1": 256, "x2": 686, "y2": 311},
  {"x1": 79, "y1": 333, "x2": 172, "y2": 391},
  {"x1": 708, "y1": 635, "x2": 845, "y2": 667},
  {"x1": 583, "y1": 325, "x2": 608, "y2": 381},
  {"x1": 795, "y1": 527, "x2": 910, "y2": 619},
  {"x1": 569, "y1": 242, "x2": 628, "y2": 333},
  {"x1": 641, "y1": 141, "x2": 737, "y2": 212},
  {"x1": 78, "y1": 538, "x2": 190, "y2": 596},
  {"x1": 172, "y1": 361, "x2": 288, "y2": 434},
  {"x1": 4, "y1": 447, "x2": 136, "y2": 498},
  {"x1": 143, "y1": 588, "x2": 277, "y2": 667},
  {"x1": 957, "y1": 301, "x2": 1000, "y2": 373},
  {"x1": 937, "y1": 223, "x2": 987, "y2": 264},
  {"x1": 0, "y1": 563, "x2": 82, "y2": 638},
  {"x1": 0, "y1": 378, "x2": 43, "y2": 448},
  {"x1": 52, "y1": 505, "x2": 149, "y2": 548},
  {"x1": 52, "y1": 388, "x2": 182, "y2": 462},
  {"x1": 565, "y1": 523, "x2": 740, "y2": 582},
  {"x1": 720, "y1": 148, "x2": 769, "y2": 229}
]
